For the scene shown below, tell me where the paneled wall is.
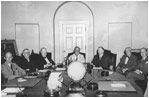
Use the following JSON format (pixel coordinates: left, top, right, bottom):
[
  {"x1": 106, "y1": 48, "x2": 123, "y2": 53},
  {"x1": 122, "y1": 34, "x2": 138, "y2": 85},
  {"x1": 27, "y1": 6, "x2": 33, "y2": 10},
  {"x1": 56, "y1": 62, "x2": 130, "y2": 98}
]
[{"x1": 1, "y1": 1, "x2": 148, "y2": 64}]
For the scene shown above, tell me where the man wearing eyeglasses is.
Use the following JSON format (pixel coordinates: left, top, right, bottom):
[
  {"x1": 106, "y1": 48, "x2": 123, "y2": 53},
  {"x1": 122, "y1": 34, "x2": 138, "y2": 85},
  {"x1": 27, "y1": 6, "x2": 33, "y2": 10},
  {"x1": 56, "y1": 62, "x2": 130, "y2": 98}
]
[
  {"x1": 1, "y1": 51, "x2": 26, "y2": 80},
  {"x1": 20, "y1": 48, "x2": 37, "y2": 72}
]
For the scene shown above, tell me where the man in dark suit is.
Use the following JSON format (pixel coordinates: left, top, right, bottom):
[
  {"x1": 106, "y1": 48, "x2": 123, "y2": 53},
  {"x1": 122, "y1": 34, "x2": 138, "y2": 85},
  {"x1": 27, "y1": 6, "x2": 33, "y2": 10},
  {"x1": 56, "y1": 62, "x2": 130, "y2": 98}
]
[
  {"x1": 1, "y1": 51, "x2": 26, "y2": 80},
  {"x1": 38, "y1": 47, "x2": 55, "y2": 69},
  {"x1": 19, "y1": 48, "x2": 37, "y2": 72},
  {"x1": 92, "y1": 46, "x2": 113, "y2": 70},
  {"x1": 116, "y1": 47, "x2": 137, "y2": 76},
  {"x1": 126, "y1": 47, "x2": 148, "y2": 81}
]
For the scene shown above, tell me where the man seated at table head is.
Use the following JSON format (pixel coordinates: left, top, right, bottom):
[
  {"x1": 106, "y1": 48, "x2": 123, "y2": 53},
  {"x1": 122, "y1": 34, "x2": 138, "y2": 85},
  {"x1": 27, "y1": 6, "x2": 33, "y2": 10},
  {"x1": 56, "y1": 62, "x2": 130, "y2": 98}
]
[
  {"x1": 20, "y1": 48, "x2": 37, "y2": 72},
  {"x1": 1, "y1": 51, "x2": 26, "y2": 80},
  {"x1": 68, "y1": 46, "x2": 85, "y2": 63},
  {"x1": 38, "y1": 47, "x2": 55, "y2": 69},
  {"x1": 116, "y1": 47, "x2": 137, "y2": 76},
  {"x1": 126, "y1": 47, "x2": 148, "y2": 81},
  {"x1": 91, "y1": 46, "x2": 113, "y2": 70}
]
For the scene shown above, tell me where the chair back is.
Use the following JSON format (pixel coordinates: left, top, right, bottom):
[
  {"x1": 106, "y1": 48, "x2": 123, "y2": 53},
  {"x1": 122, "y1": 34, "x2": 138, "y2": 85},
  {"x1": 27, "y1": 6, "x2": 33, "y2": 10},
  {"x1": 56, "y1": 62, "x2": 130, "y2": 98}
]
[
  {"x1": 131, "y1": 49, "x2": 141, "y2": 61},
  {"x1": 104, "y1": 49, "x2": 117, "y2": 71}
]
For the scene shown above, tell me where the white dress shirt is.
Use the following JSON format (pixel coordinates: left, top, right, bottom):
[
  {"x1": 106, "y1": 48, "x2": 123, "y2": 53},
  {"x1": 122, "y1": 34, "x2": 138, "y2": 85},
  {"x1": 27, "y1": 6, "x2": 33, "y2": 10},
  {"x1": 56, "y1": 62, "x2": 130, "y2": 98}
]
[
  {"x1": 69, "y1": 54, "x2": 85, "y2": 63},
  {"x1": 125, "y1": 57, "x2": 129, "y2": 64},
  {"x1": 44, "y1": 57, "x2": 50, "y2": 64}
]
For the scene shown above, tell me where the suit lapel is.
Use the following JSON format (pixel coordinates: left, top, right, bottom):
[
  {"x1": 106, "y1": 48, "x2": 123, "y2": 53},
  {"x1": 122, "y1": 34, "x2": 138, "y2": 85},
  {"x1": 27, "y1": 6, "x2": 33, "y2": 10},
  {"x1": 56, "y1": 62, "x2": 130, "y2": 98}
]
[{"x1": 5, "y1": 63, "x2": 14, "y2": 75}]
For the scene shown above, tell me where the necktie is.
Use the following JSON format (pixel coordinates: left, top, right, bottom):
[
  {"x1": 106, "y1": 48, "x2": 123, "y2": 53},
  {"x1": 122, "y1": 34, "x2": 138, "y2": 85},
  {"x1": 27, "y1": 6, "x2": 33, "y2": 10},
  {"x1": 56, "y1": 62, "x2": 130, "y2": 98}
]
[
  {"x1": 10, "y1": 64, "x2": 15, "y2": 75},
  {"x1": 76, "y1": 55, "x2": 78, "y2": 61}
]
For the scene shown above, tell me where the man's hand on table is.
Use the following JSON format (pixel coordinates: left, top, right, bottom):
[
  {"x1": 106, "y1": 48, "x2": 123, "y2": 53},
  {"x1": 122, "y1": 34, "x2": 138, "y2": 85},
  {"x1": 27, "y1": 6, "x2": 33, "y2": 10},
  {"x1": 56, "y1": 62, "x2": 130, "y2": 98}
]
[
  {"x1": 44, "y1": 63, "x2": 52, "y2": 68},
  {"x1": 122, "y1": 68, "x2": 128, "y2": 73},
  {"x1": 134, "y1": 69, "x2": 142, "y2": 74},
  {"x1": 109, "y1": 65, "x2": 113, "y2": 71}
]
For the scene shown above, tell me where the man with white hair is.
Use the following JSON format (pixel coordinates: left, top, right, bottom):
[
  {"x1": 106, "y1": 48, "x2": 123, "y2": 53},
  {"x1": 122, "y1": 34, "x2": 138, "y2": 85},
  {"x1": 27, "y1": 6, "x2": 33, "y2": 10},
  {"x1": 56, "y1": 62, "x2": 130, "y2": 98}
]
[
  {"x1": 38, "y1": 47, "x2": 55, "y2": 69},
  {"x1": 116, "y1": 47, "x2": 137, "y2": 76}
]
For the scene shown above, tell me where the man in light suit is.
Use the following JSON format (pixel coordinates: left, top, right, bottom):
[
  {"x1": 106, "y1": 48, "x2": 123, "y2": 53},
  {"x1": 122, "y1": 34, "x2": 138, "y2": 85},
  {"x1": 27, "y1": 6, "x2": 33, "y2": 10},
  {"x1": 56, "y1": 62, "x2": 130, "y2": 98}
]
[
  {"x1": 68, "y1": 46, "x2": 85, "y2": 63},
  {"x1": 1, "y1": 51, "x2": 26, "y2": 80},
  {"x1": 116, "y1": 47, "x2": 137, "y2": 76}
]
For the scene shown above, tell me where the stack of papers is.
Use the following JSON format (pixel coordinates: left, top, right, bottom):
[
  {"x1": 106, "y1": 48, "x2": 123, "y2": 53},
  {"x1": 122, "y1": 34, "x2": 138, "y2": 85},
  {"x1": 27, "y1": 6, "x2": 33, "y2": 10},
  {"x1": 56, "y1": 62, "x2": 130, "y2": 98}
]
[
  {"x1": 17, "y1": 78, "x2": 27, "y2": 82},
  {"x1": 2, "y1": 87, "x2": 24, "y2": 93}
]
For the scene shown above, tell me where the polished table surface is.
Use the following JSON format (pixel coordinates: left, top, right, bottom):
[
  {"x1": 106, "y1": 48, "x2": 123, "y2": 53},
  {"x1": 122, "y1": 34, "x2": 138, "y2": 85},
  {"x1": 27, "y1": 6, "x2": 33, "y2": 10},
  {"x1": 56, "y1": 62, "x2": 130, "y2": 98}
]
[
  {"x1": 21, "y1": 69, "x2": 143, "y2": 97},
  {"x1": 2, "y1": 77, "x2": 42, "y2": 88}
]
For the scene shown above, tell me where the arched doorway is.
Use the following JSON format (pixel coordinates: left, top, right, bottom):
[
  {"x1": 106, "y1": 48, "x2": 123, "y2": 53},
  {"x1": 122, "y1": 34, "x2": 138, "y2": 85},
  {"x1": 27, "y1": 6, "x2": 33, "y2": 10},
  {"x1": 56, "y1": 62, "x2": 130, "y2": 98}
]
[{"x1": 53, "y1": 1, "x2": 94, "y2": 63}]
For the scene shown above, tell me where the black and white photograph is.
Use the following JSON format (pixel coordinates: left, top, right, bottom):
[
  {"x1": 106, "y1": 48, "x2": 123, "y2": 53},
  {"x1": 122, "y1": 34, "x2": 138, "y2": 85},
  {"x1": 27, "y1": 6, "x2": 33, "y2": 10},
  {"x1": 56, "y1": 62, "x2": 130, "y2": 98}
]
[{"x1": 1, "y1": 1, "x2": 148, "y2": 97}]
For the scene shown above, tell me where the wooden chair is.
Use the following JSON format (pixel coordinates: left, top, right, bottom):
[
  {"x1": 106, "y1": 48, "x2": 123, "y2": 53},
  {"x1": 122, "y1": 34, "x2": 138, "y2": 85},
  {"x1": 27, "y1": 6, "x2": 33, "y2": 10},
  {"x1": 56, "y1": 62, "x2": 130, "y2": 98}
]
[{"x1": 104, "y1": 50, "x2": 117, "y2": 71}]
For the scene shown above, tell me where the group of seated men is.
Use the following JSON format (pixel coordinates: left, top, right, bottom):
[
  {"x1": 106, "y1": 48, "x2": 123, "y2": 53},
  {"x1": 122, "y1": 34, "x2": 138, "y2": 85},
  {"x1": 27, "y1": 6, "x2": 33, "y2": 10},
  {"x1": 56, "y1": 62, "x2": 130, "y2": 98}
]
[
  {"x1": 66, "y1": 46, "x2": 148, "y2": 84},
  {"x1": 1, "y1": 46, "x2": 148, "y2": 87},
  {"x1": 1, "y1": 47, "x2": 55, "y2": 81}
]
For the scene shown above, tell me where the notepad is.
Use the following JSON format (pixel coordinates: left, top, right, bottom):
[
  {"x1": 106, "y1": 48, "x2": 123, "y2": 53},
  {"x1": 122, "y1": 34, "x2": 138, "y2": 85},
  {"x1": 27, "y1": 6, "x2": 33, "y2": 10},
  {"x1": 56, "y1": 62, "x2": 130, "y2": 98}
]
[
  {"x1": 98, "y1": 81, "x2": 136, "y2": 92},
  {"x1": 111, "y1": 83, "x2": 126, "y2": 87},
  {"x1": 2, "y1": 87, "x2": 24, "y2": 93},
  {"x1": 18, "y1": 78, "x2": 27, "y2": 82}
]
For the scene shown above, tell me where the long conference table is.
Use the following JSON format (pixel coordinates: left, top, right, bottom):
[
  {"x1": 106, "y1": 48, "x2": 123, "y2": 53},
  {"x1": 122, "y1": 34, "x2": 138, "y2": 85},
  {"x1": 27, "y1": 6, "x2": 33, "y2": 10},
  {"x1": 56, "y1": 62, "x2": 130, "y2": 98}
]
[{"x1": 1, "y1": 68, "x2": 144, "y2": 97}]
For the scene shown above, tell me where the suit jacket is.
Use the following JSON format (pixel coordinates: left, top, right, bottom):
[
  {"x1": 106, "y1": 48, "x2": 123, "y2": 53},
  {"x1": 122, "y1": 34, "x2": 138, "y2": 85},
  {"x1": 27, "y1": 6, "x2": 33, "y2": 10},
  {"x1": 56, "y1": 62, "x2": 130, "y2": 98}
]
[
  {"x1": 68, "y1": 53, "x2": 85, "y2": 63},
  {"x1": 92, "y1": 54, "x2": 112, "y2": 70},
  {"x1": 1, "y1": 62, "x2": 26, "y2": 80},
  {"x1": 19, "y1": 56, "x2": 37, "y2": 72},
  {"x1": 38, "y1": 53, "x2": 55, "y2": 70},
  {"x1": 137, "y1": 56, "x2": 148, "y2": 76},
  {"x1": 117, "y1": 54, "x2": 137, "y2": 71}
]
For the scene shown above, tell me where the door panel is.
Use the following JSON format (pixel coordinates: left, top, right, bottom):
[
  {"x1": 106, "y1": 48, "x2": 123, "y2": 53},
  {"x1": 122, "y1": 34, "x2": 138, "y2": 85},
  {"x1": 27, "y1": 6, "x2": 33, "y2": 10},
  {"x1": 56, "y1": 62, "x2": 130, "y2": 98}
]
[
  {"x1": 58, "y1": 21, "x2": 89, "y2": 63},
  {"x1": 76, "y1": 37, "x2": 83, "y2": 49},
  {"x1": 66, "y1": 37, "x2": 73, "y2": 50},
  {"x1": 63, "y1": 24, "x2": 86, "y2": 59}
]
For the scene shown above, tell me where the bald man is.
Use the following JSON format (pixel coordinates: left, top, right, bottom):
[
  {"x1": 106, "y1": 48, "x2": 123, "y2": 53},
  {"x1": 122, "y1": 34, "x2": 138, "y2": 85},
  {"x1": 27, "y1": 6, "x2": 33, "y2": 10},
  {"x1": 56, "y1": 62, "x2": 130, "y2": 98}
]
[
  {"x1": 68, "y1": 46, "x2": 85, "y2": 63},
  {"x1": 1, "y1": 52, "x2": 26, "y2": 80},
  {"x1": 116, "y1": 47, "x2": 137, "y2": 76},
  {"x1": 38, "y1": 47, "x2": 55, "y2": 69}
]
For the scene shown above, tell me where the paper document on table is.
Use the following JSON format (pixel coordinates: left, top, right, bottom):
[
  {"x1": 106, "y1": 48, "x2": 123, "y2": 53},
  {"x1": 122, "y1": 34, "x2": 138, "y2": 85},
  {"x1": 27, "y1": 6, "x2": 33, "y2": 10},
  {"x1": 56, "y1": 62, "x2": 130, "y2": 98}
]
[
  {"x1": 2, "y1": 87, "x2": 24, "y2": 93},
  {"x1": 2, "y1": 95, "x2": 16, "y2": 97},
  {"x1": 93, "y1": 67, "x2": 102, "y2": 69},
  {"x1": 56, "y1": 67, "x2": 65, "y2": 71},
  {"x1": 111, "y1": 83, "x2": 126, "y2": 87},
  {"x1": 39, "y1": 69, "x2": 49, "y2": 73},
  {"x1": 98, "y1": 81, "x2": 136, "y2": 92},
  {"x1": 24, "y1": 76, "x2": 37, "y2": 78}
]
